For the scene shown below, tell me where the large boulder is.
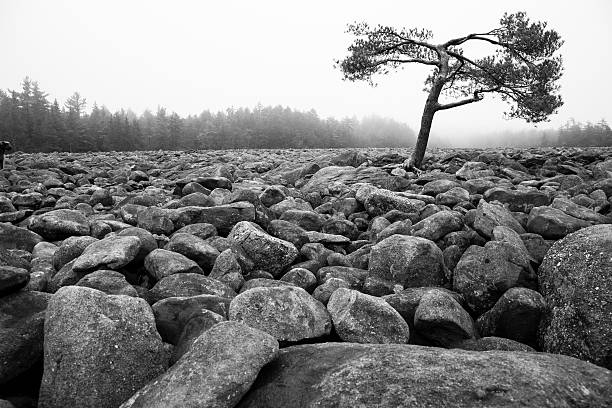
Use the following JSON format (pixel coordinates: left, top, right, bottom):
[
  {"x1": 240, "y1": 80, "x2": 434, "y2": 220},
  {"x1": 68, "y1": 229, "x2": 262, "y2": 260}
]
[
  {"x1": 0, "y1": 291, "x2": 51, "y2": 384},
  {"x1": 0, "y1": 223, "x2": 43, "y2": 252},
  {"x1": 327, "y1": 288, "x2": 410, "y2": 344},
  {"x1": 476, "y1": 287, "x2": 545, "y2": 348},
  {"x1": 527, "y1": 206, "x2": 592, "y2": 239},
  {"x1": 174, "y1": 202, "x2": 256, "y2": 236},
  {"x1": 453, "y1": 241, "x2": 537, "y2": 316},
  {"x1": 411, "y1": 210, "x2": 464, "y2": 241},
  {"x1": 237, "y1": 343, "x2": 612, "y2": 408},
  {"x1": 38, "y1": 286, "x2": 168, "y2": 408},
  {"x1": 363, "y1": 189, "x2": 426, "y2": 216},
  {"x1": 164, "y1": 233, "x2": 220, "y2": 273},
  {"x1": 228, "y1": 221, "x2": 298, "y2": 277},
  {"x1": 72, "y1": 235, "x2": 141, "y2": 273},
  {"x1": 52, "y1": 236, "x2": 99, "y2": 271},
  {"x1": 120, "y1": 321, "x2": 279, "y2": 408},
  {"x1": 483, "y1": 187, "x2": 550, "y2": 212},
  {"x1": 473, "y1": 199, "x2": 526, "y2": 239},
  {"x1": 144, "y1": 248, "x2": 204, "y2": 280},
  {"x1": 28, "y1": 209, "x2": 90, "y2": 240},
  {"x1": 300, "y1": 166, "x2": 409, "y2": 195},
  {"x1": 229, "y1": 286, "x2": 331, "y2": 342},
  {"x1": 147, "y1": 273, "x2": 236, "y2": 304},
  {"x1": 368, "y1": 235, "x2": 446, "y2": 288},
  {"x1": 538, "y1": 224, "x2": 612, "y2": 369},
  {"x1": 414, "y1": 289, "x2": 476, "y2": 347}
]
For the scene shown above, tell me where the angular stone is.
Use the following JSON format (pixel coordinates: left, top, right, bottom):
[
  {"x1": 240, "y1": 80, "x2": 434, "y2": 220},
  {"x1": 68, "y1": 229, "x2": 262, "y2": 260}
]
[
  {"x1": 151, "y1": 294, "x2": 231, "y2": 344},
  {"x1": 327, "y1": 288, "x2": 410, "y2": 344},
  {"x1": 39, "y1": 286, "x2": 168, "y2": 408},
  {"x1": 228, "y1": 221, "x2": 298, "y2": 278},
  {"x1": 144, "y1": 248, "x2": 204, "y2": 280},
  {"x1": 0, "y1": 223, "x2": 42, "y2": 252},
  {"x1": 483, "y1": 187, "x2": 550, "y2": 212},
  {"x1": 0, "y1": 266, "x2": 29, "y2": 295},
  {"x1": 148, "y1": 273, "x2": 236, "y2": 304},
  {"x1": 527, "y1": 206, "x2": 591, "y2": 239},
  {"x1": 171, "y1": 310, "x2": 225, "y2": 364},
  {"x1": 76, "y1": 270, "x2": 138, "y2": 297},
  {"x1": 368, "y1": 235, "x2": 446, "y2": 288},
  {"x1": 229, "y1": 286, "x2": 331, "y2": 342},
  {"x1": 363, "y1": 188, "x2": 426, "y2": 216},
  {"x1": 414, "y1": 289, "x2": 476, "y2": 347},
  {"x1": 453, "y1": 242, "x2": 537, "y2": 316},
  {"x1": 164, "y1": 232, "x2": 219, "y2": 273},
  {"x1": 411, "y1": 210, "x2": 463, "y2": 241},
  {"x1": 174, "y1": 202, "x2": 256, "y2": 236},
  {"x1": 72, "y1": 236, "x2": 141, "y2": 273},
  {"x1": 52, "y1": 236, "x2": 99, "y2": 271},
  {"x1": 28, "y1": 209, "x2": 90, "y2": 240},
  {"x1": 120, "y1": 322, "x2": 278, "y2": 408},
  {"x1": 476, "y1": 287, "x2": 545, "y2": 348},
  {"x1": 473, "y1": 200, "x2": 526, "y2": 239}
]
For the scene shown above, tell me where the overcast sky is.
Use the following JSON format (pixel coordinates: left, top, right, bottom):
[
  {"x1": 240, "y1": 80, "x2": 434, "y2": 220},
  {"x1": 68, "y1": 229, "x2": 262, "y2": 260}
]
[{"x1": 1, "y1": 0, "x2": 610, "y2": 137}]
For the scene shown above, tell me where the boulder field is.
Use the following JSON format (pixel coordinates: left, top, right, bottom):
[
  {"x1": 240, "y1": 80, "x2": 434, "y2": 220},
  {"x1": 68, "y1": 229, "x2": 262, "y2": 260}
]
[{"x1": 0, "y1": 146, "x2": 611, "y2": 408}]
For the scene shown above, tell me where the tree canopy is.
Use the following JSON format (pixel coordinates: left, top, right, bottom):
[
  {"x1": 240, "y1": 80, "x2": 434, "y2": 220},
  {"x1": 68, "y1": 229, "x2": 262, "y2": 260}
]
[{"x1": 337, "y1": 11, "x2": 565, "y2": 167}]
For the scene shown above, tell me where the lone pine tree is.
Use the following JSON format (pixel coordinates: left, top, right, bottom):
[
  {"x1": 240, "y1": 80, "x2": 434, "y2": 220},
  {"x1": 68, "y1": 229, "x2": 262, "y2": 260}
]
[{"x1": 336, "y1": 11, "x2": 564, "y2": 169}]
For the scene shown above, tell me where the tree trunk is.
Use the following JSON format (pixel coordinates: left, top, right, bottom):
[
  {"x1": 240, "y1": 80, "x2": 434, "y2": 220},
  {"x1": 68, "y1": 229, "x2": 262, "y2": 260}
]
[
  {"x1": 407, "y1": 48, "x2": 449, "y2": 170},
  {"x1": 409, "y1": 99, "x2": 437, "y2": 168}
]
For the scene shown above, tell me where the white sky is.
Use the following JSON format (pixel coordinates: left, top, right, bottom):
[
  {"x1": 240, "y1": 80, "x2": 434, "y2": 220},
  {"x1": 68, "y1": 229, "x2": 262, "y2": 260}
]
[{"x1": 1, "y1": 0, "x2": 610, "y2": 137}]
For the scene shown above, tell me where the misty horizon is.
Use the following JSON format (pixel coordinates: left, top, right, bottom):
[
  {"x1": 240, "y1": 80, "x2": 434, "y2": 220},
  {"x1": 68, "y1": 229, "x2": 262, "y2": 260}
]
[{"x1": 2, "y1": 0, "x2": 611, "y2": 141}]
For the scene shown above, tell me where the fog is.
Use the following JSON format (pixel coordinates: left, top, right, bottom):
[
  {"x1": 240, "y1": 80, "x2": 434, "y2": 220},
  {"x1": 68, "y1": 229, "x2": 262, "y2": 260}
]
[{"x1": 1, "y1": 0, "x2": 610, "y2": 143}]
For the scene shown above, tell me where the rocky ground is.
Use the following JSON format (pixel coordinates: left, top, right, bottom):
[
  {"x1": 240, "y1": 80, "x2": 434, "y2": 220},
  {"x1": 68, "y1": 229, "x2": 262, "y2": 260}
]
[{"x1": 0, "y1": 146, "x2": 611, "y2": 408}]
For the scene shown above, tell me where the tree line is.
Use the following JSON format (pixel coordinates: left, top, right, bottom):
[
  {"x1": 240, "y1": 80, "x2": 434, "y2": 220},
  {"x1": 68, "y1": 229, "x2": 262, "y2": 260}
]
[
  {"x1": 0, "y1": 78, "x2": 417, "y2": 153},
  {"x1": 0, "y1": 78, "x2": 609, "y2": 152}
]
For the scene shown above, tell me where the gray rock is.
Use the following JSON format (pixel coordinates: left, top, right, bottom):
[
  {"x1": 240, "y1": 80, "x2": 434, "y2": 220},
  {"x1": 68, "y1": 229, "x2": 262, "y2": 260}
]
[
  {"x1": 411, "y1": 210, "x2": 463, "y2": 241},
  {"x1": 368, "y1": 234, "x2": 446, "y2": 288},
  {"x1": 52, "y1": 236, "x2": 99, "y2": 271},
  {"x1": 76, "y1": 270, "x2": 138, "y2": 297},
  {"x1": 279, "y1": 209, "x2": 326, "y2": 231},
  {"x1": 39, "y1": 286, "x2": 168, "y2": 408},
  {"x1": 279, "y1": 268, "x2": 317, "y2": 293},
  {"x1": 301, "y1": 166, "x2": 409, "y2": 195},
  {"x1": 174, "y1": 202, "x2": 256, "y2": 236},
  {"x1": 0, "y1": 223, "x2": 43, "y2": 252},
  {"x1": 229, "y1": 286, "x2": 331, "y2": 342},
  {"x1": 538, "y1": 224, "x2": 612, "y2": 369},
  {"x1": 136, "y1": 207, "x2": 174, "y2": 235},
  {"x1": 144, "y1": 248, "x2": 204, "y2": 280},
  {"x1": 476, "y1": 287, "x2": 545, "y2": 348},
  {"x1": 152, "y1": 294, "x2": 231, "y2": 344},
  {"x1": 72, "y1": 235, "x2": 141, "y2": 273},
  {"x1": 455, "y1": 161, "x2": 495, "y2": 179},
  {"x1": 414, "y1": 289, "x2": 476, "y2": 347},
  {"x1": 327, "y1": 288, "x2": 410, "y2": 344},
  {"x1": 527, "y1": 206, "x2": 592, "y2": 239},
  {"x1": 454, "y1": 336, "x2": 536, "y2": 352},
  {"x1": 0, "y1": 291, "x2": 50, "y2": 384},
  {"x1": 172, "y1": 223, "x2": 218, "y2": 240},
  {"x1": 267, "y1": 219, "x2": 309, "y2": 249},
  {"x1": 473, "y1": 199, "x2": 526, "y2": 239},
  {"x1": 0, "y1": 266, "x2": 29, "y2": 295},
  {"x1": 28, "y1": 209, "x2": 90, "y2": 240},
  {"x1": 116, "y1": 227, "x2": 158, "y2": 261},
  {"x1": 483, "y1": 187, "x2": 550, "y2": 212},
  {"x1": 164, "y1": 233, "x2": 219, "y2": 273},
  {"x1": 453, "y1": 242, "x2": 536, "y2": 316},
  {"x1": 170, "y1": 309, "x2": 225, "y2": 364},
  {"x1": 228, "y1": 221, "x2": 298, "y2": 278},
  {"x1": 237, "y1": 343, "x2": 612, "y2": 408},
  {"x1": 363, "y1": 188, "x2": 426, "y2": 216},
  {"x1": 120, "y1": 321, "x2": 278, "y2": 408},
  {"x1": 147, "y1": 273, "x2": 236, "y2": 304},
  {"x1": 312, "y1": 278, "x2": 350, "y2": 305}
]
